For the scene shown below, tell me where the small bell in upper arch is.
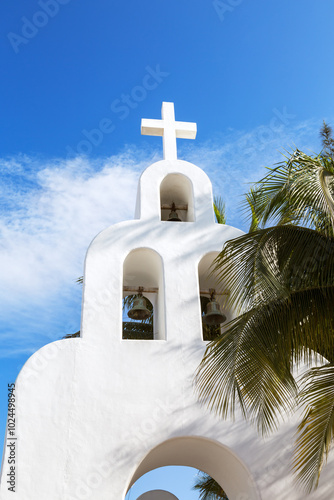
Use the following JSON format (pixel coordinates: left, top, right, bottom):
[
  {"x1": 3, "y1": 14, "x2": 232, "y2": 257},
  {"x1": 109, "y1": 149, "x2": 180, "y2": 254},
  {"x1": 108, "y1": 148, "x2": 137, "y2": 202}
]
[
  {"x1": 203, "y1": 290, "x2": 226, "y2": 325},
  {"x1": 167, "y1": 202, "x2": 181, "y2": 222}
]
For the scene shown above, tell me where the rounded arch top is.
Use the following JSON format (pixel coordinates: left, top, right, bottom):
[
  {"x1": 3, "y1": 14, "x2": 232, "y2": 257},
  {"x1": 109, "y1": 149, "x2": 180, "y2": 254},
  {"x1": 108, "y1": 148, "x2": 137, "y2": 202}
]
[
  {"x1": 126, "y1": 436, "x2": 261, "y2": 500},
  {"x1": 135, "y1": 159, "x2": 215, "y2": 225},
  {"x1": 160, "y1": 172, "x2": 194, "y2": 222},
  {"x1": 123, "y1": 247, "x2": 163, "y2": 289}
]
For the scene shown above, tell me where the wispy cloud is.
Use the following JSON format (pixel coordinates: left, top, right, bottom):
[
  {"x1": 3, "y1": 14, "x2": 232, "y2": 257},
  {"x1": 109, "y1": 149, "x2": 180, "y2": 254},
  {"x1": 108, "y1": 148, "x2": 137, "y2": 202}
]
[
  {"x1": 0, "y1": 154, "x2": 142, "y2": 298},
  {"x1": 0, "y1": 152, "x2": 147, "y2": 355},
  {"x1": 0, "y1": 117, "x2": 326, "y2": 356}
]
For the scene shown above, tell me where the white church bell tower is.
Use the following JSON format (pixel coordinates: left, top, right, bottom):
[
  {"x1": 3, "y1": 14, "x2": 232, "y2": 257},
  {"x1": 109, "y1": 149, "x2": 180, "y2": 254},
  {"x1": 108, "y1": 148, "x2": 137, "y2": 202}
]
[{"x1": 3, "y1": 102, "x2": 330, "y2": 500}]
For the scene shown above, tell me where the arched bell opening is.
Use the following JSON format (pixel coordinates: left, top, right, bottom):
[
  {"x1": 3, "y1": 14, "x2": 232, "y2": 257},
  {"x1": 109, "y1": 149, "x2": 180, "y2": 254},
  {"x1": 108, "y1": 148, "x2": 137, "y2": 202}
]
[
  {"x1": 123, "y1": 292, "x2": 154, "y2": 340},
  {"x1": 122, "y1": 248, "x2": 165, "y2": 340},
  {"x1": 160, "y1": 173, "x2": 194, "y2": 222},
  {"x1": 124, "y1": 436, "x2": 261, "y2": 500},
  {"x1": 198, "y1": 252, "x2": 231, "y2": 341}
]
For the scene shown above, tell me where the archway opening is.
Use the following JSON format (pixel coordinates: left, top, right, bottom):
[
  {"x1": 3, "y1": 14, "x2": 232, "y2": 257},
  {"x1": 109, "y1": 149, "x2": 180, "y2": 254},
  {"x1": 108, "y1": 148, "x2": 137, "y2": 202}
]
[
  {"x1": 123, "y1": 248, "x2": 165, "y2": 340},
  {"x1": 125, "y1": 465, "x2": 229, "y2": 500},
  {"x1": 124, "y1": 437, "x2": 260, "y2": 500},
  {"x1": 198, "y1": 252, "x2": 232, "y2": 341},
  {"x1": 160, "y1": 174, "x2": 194, "y2": 222}
]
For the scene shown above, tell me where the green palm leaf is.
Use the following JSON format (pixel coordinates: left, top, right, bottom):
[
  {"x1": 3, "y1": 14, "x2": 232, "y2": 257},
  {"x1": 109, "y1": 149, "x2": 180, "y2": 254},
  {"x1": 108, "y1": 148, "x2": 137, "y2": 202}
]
[
  {"x1": 193, "y1": 472, "x2": 229, "y2": 500},
  {"x1": 196, "y1": 308, "x2": 297, "y2": 434},
  {"x1": 243, "y1": 150, "x2": 334, "y2": 235},
  {"x1": 244, "y1": 188, "x2": 263, "y2": 232},
  {"x1": 214, "y1": 196, "x2": 226, "y2": 225},
  {"x1": 214, "y1": 225, "x2": 334, "y2": 313},
  {"x1": 294, "y1": 364, "x2": 334, "y2": 492},
  {"x1": 198, "y1": 223, "x2": 334, "y2": 435},
  {"x1": 197, "y1": 284, "x2": 334, "y2": 434}
]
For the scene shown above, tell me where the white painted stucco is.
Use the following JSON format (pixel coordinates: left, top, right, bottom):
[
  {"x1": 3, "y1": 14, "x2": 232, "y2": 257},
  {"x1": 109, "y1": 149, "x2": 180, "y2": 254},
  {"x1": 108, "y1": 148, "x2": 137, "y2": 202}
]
[{"x1": 1, "y1": 106, "x2": 333, "y2": 500}]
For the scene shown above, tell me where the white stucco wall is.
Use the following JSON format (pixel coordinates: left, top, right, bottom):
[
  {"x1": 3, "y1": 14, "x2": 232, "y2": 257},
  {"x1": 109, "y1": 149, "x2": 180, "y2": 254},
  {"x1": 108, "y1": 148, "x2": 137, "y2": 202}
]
[{"x1": 0, "y1": 159, "x2": 333, "y2": 500}]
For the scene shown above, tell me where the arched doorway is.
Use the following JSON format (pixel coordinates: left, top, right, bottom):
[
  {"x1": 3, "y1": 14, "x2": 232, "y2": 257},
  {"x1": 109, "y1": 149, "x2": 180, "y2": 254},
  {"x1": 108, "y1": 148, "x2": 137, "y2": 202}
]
[{"x1": 125, "y1": 436, "x2": 261, "y2": 500}]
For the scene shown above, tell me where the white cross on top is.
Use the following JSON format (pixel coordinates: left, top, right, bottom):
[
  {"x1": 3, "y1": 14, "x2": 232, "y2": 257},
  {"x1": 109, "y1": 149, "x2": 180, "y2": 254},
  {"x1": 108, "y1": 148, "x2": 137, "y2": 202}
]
[{"x1": 141, "y1": 102, "x2": 197, "y2": 160}]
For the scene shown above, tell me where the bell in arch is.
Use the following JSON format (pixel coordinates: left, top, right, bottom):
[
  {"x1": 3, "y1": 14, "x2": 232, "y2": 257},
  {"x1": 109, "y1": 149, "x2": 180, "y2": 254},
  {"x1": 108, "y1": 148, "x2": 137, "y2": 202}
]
[
  {"x1": 203, "y1": 290, "x2": 226, "y2": 325},
  {"x1": 127, "y1": 288, "x2": 151, "y2": 321},
  {"x1": 168, "y1": 202, "x2": 181, "y2": 222}
]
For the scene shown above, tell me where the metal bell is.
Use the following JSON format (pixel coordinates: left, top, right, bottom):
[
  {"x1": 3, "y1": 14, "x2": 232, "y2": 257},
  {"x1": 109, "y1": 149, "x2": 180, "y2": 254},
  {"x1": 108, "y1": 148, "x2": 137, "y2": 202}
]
[
  {"x1": 203, "y1": 299, "x2": 226, "y2": 325},
  {"x1": 128, "y1": 295, "x2": 151, "y2": 321},
  {"x1": 168, "y1": 202, "x2": 181, "y2": 222}
]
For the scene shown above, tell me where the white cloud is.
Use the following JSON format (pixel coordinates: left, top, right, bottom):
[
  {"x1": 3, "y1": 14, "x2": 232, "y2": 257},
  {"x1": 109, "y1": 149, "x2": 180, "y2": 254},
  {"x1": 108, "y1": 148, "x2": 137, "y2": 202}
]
[
  {"x1": 0, "y1": 152, "x2": 147, "y2": 354},
  {"x1": 0, "y1": 154, "x2": 145, "y2": 300}
]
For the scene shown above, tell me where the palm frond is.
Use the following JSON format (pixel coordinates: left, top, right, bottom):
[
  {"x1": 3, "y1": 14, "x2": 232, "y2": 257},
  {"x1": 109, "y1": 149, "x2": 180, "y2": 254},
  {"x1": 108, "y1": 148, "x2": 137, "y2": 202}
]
[
  {"x1": 63, "y1": 331, "x2": 80, "y2": 339},
  {"x1": 196, "y1": 306, "x2": 297, "y2": 434},
  {"x1": 243, "y1": 188, "x2": 263, "y2": 232},
  {"x1": 242, "y1": 150, "x2": 334, "y2": 236},
  {"x1": 214, "y1": 196, "x2": 226, "y2": 225},
  {"x1": 198, "y1": 230, "x2": 334, "y2": 434},
  {"x1": 193, "y1": 472, "x2": 229, "y2": 500},
  {"x1": 214, "y1": 226, "x2": 334, "y2": 313},
  {"x1": 197, "y1": 284, "x2": 334, "y2": 435},
  {"x1": 294, "y1": 364, "x2": 334, "y2": 492}
]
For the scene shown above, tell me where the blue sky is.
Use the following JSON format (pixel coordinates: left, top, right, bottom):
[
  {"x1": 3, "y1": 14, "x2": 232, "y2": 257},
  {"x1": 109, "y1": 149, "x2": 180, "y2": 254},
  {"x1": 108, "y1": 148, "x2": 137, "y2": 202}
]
[{"x1": 1, "y1": 0, "x2": 334, "y2": 498}]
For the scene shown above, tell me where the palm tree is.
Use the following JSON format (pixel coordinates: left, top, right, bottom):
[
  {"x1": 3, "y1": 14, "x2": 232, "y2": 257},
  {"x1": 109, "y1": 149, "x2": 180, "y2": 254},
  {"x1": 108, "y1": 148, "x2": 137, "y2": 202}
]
[
  {"x1": 193, "y1": 472, "x2": 229, "y2": 500},
  {"x1": 196, "y1": 124, "x2": 334, "y2": 492}
]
